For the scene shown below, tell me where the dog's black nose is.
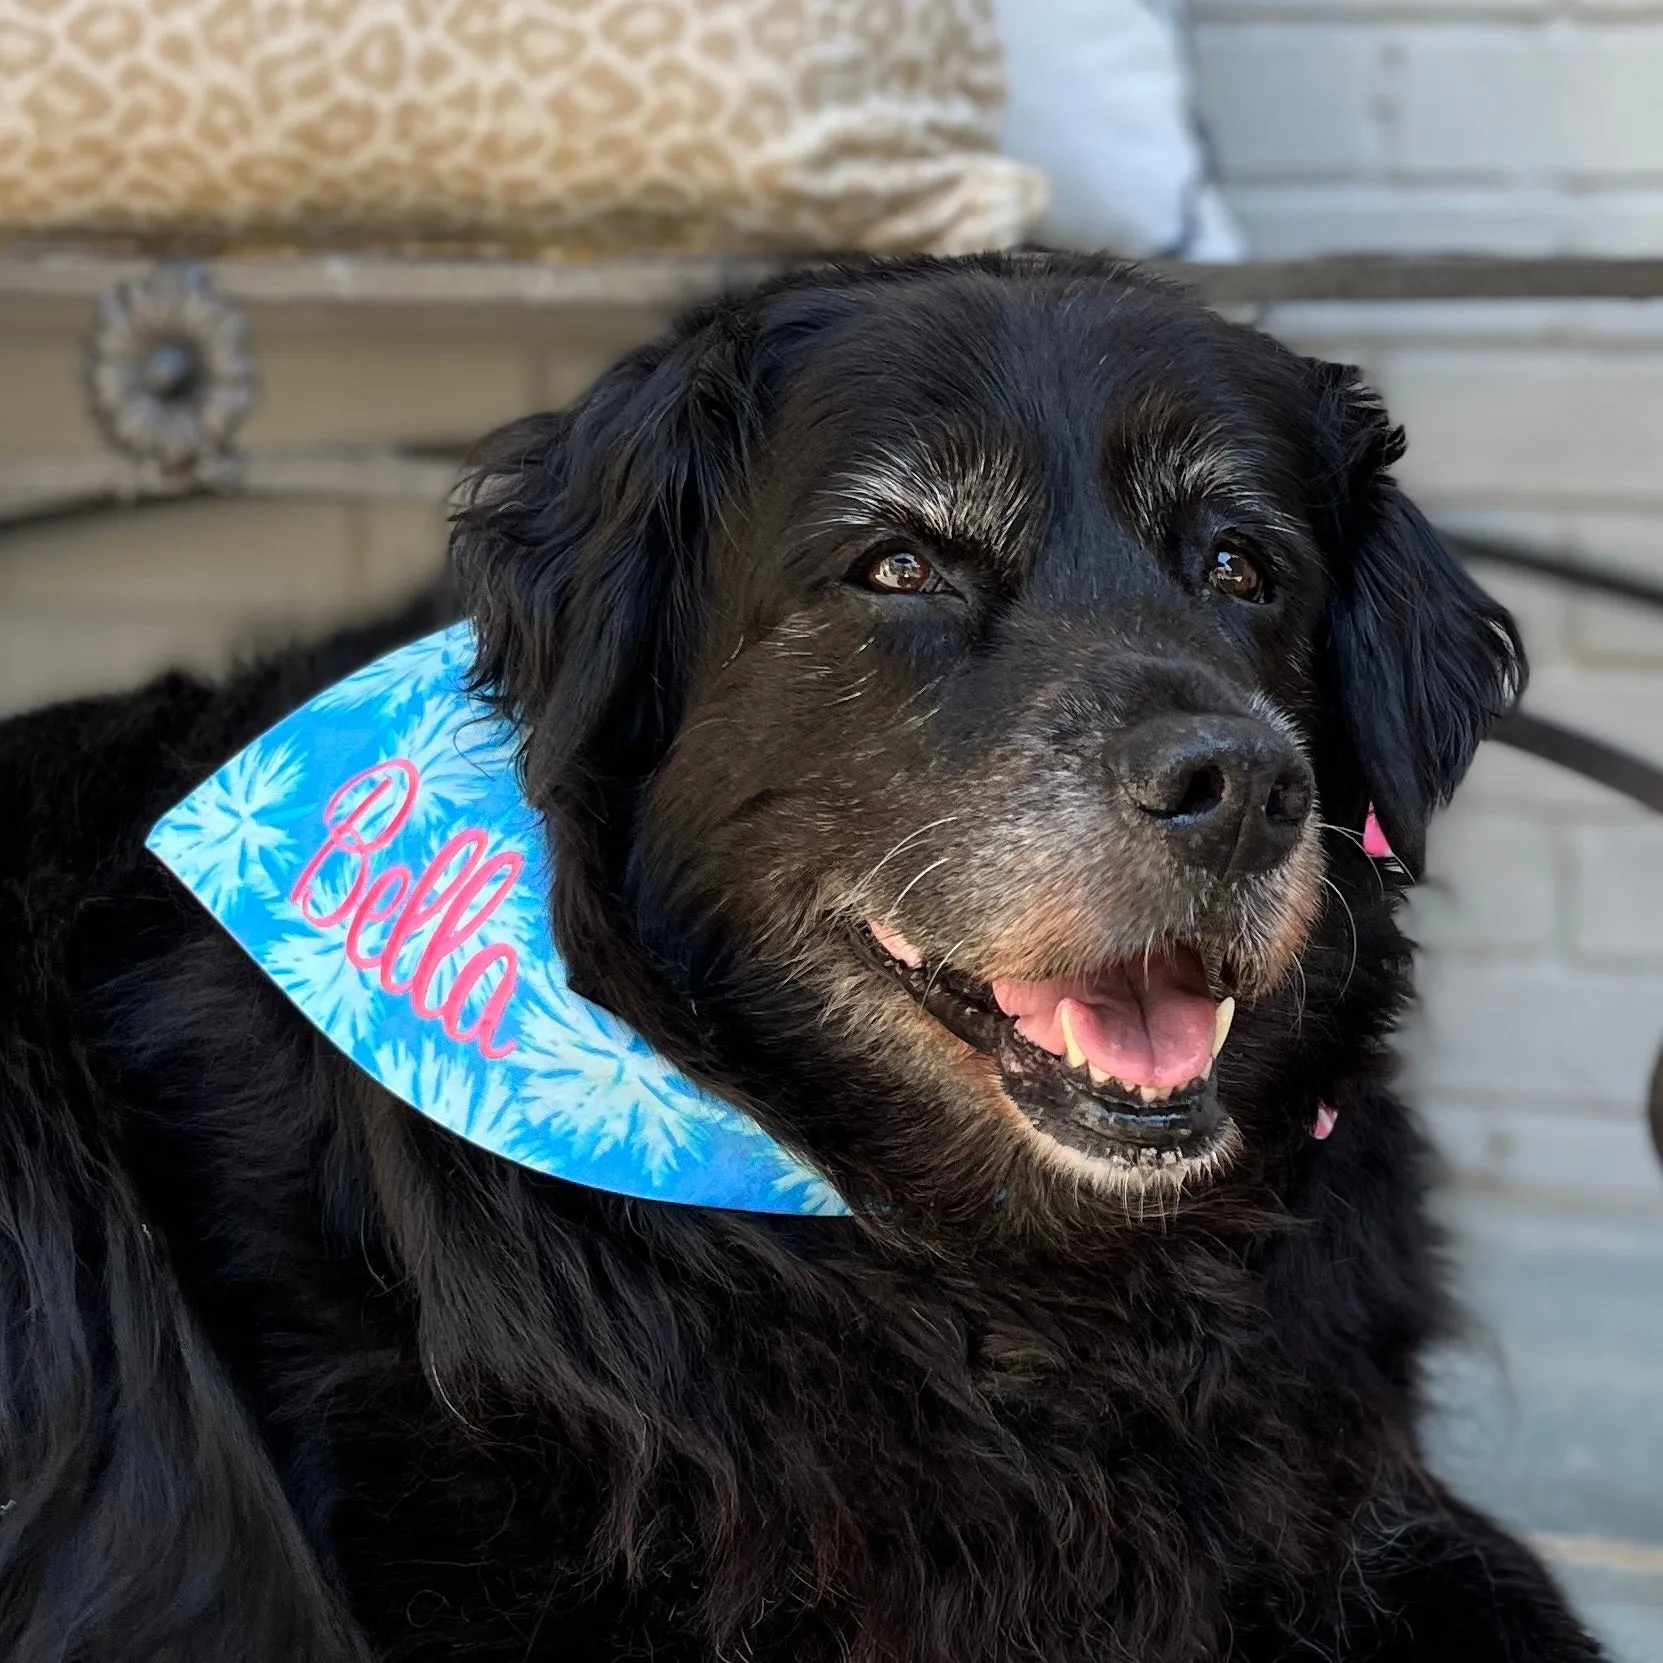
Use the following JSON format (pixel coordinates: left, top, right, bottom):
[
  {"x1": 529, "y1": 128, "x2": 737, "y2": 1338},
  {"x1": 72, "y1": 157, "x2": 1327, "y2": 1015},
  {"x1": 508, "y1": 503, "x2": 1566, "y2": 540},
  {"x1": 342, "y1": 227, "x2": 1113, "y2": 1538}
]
[{"x1": 1112, "y1": 714, "x2": 1313, "y2": 875}]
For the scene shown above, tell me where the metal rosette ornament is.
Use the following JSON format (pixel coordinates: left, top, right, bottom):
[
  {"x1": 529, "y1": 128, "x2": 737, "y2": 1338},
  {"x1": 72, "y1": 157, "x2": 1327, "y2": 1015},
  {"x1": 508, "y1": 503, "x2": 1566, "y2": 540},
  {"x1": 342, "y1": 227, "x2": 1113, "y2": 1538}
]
[{"x1": 85, "y1": 263, "x2": 255, "y2": 487}]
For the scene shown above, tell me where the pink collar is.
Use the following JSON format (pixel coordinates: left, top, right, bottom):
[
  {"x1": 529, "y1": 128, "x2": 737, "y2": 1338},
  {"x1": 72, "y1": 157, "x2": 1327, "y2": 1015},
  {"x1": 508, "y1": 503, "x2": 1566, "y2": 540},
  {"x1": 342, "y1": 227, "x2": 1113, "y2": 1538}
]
[
  {"x1": 1362, "y1": 808, "x2": 1394, "y2": 861},
  {"x1": 1308, "y1": 809, "x2": 1395, "y2": 1140}
]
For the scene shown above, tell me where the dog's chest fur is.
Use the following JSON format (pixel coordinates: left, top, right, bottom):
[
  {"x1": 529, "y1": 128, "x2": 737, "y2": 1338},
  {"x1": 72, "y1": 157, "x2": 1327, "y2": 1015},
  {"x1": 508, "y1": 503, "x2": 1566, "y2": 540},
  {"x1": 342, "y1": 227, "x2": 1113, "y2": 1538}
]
[
  {"x1": 131, "y1": 985, "x2": 1356, "y2": 1663},
  {"x1": 115, "y1": 954, "x2": 1376, "y2": 1663}
]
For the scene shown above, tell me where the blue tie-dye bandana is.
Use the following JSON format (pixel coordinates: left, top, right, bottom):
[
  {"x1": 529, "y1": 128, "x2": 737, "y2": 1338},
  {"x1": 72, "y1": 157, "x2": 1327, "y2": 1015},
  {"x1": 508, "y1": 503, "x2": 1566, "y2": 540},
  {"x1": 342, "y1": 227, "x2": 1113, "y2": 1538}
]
[{"x1": 145, "y1": 624, "x2": 848, "y2": 1217}]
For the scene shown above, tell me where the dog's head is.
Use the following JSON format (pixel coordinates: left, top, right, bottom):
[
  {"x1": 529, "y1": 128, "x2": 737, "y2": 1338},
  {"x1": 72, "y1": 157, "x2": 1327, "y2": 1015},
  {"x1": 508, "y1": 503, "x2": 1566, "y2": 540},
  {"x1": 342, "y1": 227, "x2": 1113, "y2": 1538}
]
[{"x1": 453, "y1": 254, "x2": 1520, "y2": 1218}]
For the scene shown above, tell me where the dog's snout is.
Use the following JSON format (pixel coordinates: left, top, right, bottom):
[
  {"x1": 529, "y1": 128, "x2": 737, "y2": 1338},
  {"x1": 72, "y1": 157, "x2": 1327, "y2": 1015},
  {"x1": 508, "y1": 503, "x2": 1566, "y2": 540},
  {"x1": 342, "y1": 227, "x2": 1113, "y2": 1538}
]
[{"x1": 1112, "y1": 715, "x2": 1313, "y2": 875}]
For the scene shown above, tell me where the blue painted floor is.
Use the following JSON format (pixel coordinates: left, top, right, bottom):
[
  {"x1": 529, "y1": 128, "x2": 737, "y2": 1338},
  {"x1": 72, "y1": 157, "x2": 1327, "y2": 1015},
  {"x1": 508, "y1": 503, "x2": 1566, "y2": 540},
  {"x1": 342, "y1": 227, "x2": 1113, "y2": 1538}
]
[{"x1": 1424, "y1": 1191, "x2": 1663, "y2": 1662}]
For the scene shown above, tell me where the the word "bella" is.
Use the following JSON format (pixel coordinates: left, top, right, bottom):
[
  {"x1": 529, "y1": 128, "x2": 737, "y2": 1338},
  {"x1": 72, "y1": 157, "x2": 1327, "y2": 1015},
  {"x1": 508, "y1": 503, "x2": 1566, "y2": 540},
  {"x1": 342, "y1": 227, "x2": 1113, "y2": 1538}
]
[{"x1": 289, "y1": 759, "x2": 522, "y2": 1058}]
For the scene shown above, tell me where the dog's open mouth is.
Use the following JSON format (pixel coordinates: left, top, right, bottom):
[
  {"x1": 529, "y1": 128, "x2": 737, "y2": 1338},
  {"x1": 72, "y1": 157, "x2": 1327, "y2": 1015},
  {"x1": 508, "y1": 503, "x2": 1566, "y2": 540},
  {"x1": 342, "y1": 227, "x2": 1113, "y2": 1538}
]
[{"x1": 858, "y1": 920, "x2": 1235, "y2": 1168}]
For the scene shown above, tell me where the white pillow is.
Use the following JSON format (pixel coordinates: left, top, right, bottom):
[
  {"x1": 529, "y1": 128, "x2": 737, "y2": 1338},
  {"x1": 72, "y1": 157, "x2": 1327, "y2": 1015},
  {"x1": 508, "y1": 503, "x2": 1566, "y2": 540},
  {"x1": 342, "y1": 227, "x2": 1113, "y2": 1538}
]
[{"x1": 994, "y1": 0, "x2": 1245, "y2": 260}]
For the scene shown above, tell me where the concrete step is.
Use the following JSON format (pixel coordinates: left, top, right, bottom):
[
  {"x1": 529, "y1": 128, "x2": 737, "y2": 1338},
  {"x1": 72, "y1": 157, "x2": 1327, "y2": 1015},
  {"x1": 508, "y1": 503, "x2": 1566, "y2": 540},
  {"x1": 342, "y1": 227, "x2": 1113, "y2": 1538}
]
[{"x1": 1425, "y1": 1190, "x2": 1663, "y2": 1660}]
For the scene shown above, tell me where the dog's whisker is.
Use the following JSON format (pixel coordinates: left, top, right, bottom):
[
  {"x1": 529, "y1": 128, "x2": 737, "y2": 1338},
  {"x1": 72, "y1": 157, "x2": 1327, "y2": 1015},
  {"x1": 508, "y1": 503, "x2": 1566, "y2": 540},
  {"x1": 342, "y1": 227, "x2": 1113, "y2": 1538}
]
[
  {"x1": 1289, "y1": 955, "x2": 1310, "y2": 1034},
  {"x1": 922, "y1": 935, "x2": 974, "y2": 1005},
  {"x1": 1316, "y1": 818, "x2": 1367, "y2": 851},
  {"x1": 851, "y1": 816, "x2": 962, "y2": 902},
  {"x1": 1318, "y1": 874, "x2": 1361, "y2": 1001},
  {"x1": 890, "y1": 674, "x2": 944, "y2": 716},
  {"x1": 889, "y1": 855, "x2": 951, "y2": 913},
  {"x1": 677, "y1": 714, "x2": 739, "y2": 741},
  {"x1": 827, "y1": 670, "x2": 878, "y2": 706},
  {"x1": 1316, "y1": 819, "x2": 1392, "y2": 900}
]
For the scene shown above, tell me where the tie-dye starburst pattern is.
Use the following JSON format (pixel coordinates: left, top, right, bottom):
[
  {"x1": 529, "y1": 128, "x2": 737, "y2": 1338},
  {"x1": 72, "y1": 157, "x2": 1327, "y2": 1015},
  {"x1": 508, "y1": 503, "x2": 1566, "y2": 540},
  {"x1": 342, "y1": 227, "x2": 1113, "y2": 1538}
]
[
  {"x1": 155, "y1": 739, "x2": 303, "y2": 912},
  {"x1": 145, "y1": 624, "x2": 848, "y2": 1216}
]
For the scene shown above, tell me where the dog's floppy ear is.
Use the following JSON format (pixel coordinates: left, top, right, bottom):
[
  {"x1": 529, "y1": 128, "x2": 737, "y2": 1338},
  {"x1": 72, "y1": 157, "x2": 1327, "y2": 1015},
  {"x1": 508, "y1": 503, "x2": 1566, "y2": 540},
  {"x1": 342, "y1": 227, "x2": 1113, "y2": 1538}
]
[
  {"x1": 1317, "y1": 370, "x2": 1525, "y2": 878},
  {"x1": 452, "y1": 309, "x2": 753, "y2": 787}
]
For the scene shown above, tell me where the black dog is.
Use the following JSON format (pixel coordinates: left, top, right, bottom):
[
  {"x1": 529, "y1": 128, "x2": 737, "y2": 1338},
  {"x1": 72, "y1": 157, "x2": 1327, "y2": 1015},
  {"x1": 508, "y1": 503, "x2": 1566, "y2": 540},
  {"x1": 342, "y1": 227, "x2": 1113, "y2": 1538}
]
[{"x1": 0, "y1": 253, "x2": 1604, "y2": 1662}]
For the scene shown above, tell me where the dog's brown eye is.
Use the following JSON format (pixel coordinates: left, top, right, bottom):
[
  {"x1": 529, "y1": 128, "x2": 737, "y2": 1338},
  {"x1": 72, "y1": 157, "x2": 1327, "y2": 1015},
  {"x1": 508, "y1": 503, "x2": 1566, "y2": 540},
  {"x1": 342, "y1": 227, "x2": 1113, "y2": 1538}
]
[
  {"x1": 861, "y1": 549, "x2": 936, "y2": 594},
  {"x1": 1208, "y1": 548, "x2": 1268, "y2": 602}
]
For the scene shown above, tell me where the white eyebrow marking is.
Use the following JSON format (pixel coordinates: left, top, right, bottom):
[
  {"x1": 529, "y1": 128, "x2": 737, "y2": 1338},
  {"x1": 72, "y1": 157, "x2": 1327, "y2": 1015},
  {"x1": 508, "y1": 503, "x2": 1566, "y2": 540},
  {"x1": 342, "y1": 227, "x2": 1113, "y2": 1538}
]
[
  {"x1": 1108, "y1": 394, "x2": 1304, "y2": 544},
  {"x1": 819, "y1": 431, "x2": 1042, "y2": 555}
]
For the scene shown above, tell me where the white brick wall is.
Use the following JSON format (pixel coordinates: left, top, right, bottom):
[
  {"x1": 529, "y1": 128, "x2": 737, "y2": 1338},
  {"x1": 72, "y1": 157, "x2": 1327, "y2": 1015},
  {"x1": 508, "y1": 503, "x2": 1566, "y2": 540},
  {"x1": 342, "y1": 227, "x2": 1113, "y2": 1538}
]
[
  {"x1": 0, "y1": 295, "x2": 664, "y2": 714},
  {"x1": 1195, "y1": 3, "x2": 1663, "y2": 255}
]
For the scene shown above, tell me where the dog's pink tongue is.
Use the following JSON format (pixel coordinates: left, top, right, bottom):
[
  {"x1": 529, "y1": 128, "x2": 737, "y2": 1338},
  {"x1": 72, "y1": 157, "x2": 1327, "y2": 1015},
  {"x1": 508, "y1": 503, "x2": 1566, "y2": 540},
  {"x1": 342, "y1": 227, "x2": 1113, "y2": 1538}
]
[{"x1": 990, "y1": 949, "x2": 1218, "y2": 1090}]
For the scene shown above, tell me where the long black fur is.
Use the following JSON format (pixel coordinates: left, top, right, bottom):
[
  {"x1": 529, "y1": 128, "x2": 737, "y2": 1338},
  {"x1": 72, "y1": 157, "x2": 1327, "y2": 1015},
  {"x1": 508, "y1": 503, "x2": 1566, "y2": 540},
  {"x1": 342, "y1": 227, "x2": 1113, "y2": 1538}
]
[{"x1": 0, "y1": 254, "x2": 1602, "y2": 1661}]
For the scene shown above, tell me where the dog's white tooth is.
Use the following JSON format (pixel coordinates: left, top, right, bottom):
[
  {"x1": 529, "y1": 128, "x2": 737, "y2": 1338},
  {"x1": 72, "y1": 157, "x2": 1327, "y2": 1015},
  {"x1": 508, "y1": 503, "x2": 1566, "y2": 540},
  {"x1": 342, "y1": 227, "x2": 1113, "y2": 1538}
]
[
  {"x1": 1058, "y1": 1005, "x2": 1087, "y2": 1071},
  {"x1": 1211, "y1": 996, "x2": 1236, "y2": 1062},
  {"x1": 1161, "y1": 1149, "x2": 1179, "y2": 1166},
  {"x1": 1087, "y1": 1063, "x2": 1110, "y2": 1087}
]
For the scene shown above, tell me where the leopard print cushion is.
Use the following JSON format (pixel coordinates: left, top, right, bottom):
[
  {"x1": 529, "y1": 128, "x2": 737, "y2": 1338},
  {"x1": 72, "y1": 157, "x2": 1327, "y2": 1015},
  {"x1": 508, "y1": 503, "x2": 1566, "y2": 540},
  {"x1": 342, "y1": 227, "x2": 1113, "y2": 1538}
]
[{"x1": 0, "y1": 0, "x2": 1045, "y2": 257}]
